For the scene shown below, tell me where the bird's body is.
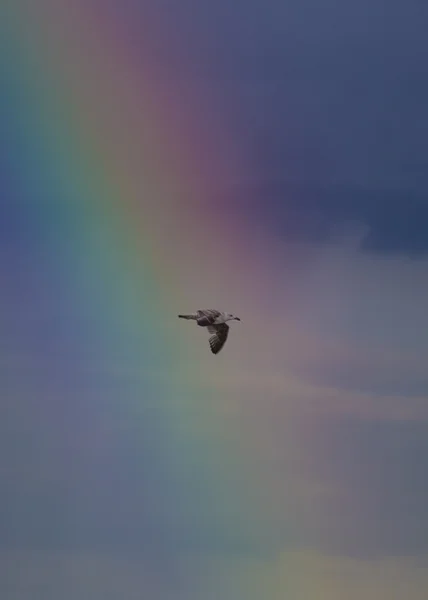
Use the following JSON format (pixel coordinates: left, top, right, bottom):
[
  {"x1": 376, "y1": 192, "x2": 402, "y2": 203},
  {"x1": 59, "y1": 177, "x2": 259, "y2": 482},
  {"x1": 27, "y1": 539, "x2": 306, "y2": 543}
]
[{"x1": 178, "y1": 309, "x2": 241, "y2": 354}]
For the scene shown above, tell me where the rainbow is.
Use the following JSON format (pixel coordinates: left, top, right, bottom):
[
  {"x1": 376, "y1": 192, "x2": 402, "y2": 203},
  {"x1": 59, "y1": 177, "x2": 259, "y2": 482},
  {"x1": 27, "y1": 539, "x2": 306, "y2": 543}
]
[{"x1": 1, "y1": 1, "x2": 310, "y2": 597}]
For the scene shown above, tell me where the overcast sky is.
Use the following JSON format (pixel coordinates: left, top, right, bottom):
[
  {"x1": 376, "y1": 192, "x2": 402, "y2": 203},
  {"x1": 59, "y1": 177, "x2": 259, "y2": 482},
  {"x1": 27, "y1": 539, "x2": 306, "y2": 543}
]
[{"x1": 2, "y1": 1, "x2": 428, "y2": 598}]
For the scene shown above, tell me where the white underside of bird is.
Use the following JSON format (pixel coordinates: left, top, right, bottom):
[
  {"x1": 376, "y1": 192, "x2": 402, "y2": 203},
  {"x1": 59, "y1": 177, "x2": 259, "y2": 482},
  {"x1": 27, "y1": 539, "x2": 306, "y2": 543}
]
[{"x1": 178, "y1": 309, "x2": 241, "y2": 354}]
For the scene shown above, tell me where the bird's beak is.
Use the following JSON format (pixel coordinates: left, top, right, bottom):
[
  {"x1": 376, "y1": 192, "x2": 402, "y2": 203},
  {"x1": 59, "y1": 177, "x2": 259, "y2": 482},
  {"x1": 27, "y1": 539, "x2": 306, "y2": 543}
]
[{"x1": 235, "y1": 317, "x2": 241, "y2": 321}]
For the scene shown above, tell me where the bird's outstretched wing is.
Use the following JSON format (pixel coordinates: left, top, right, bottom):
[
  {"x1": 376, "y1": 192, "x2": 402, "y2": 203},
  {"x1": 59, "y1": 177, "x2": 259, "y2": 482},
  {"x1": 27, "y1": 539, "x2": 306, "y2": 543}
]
[{"x1": 208, "y1": 323, "x2": 229, "y2": 354}]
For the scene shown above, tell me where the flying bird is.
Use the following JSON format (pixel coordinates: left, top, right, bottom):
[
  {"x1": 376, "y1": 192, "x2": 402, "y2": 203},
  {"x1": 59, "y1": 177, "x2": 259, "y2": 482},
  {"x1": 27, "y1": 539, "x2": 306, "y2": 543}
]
[{"x1": 178, "y1": 309, "x2": 241, "y2": 354}]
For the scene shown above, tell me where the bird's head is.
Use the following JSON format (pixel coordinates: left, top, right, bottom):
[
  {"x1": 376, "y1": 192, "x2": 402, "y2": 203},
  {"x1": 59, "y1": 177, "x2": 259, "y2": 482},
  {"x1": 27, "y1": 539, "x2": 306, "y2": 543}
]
[{"x1": 226, "y1": 313, "x2": 241, "y2": 322}]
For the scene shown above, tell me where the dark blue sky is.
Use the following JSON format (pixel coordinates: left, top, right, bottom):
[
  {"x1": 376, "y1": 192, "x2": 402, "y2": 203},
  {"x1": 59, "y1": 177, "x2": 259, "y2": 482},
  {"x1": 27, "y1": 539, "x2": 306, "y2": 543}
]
[{"x1": 140, "y1": 0, "x2": 428, "y2": 255}]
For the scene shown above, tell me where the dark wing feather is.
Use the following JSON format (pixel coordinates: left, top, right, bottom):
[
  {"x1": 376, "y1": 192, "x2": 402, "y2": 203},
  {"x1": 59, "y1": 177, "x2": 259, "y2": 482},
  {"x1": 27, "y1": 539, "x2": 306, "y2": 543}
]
[{"x1": 208, "y1": 323, "x2": 229, "y2": 354}]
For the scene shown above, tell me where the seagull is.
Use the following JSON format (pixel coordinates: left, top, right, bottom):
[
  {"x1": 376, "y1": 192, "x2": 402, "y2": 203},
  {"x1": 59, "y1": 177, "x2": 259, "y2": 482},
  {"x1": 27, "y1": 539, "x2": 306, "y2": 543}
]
[{"x1": 178, "y1": 309, "x2": 241, "y2": 354}]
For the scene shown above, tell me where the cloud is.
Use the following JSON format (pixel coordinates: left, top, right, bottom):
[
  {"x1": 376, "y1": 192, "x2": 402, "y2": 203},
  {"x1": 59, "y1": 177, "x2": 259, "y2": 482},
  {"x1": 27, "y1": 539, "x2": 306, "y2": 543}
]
[
  {"x1": 3, "y1": 1, "x2": 428, "y2": 596},
  {"x1": 163, "y1": 235, "x2": 428, "y2": 560},
  {"x1": 0, "y1": 549, "x2": 176, "y2": 600},
  {"x1": 3, "y1": 224, "x2": 428, "y2": 563},
  {"x1": 1, "y1": 548, "x2": 428, "y2": 600},
  {"x1": 266, "y1": 550, "x2": 428, "y2": 600}
]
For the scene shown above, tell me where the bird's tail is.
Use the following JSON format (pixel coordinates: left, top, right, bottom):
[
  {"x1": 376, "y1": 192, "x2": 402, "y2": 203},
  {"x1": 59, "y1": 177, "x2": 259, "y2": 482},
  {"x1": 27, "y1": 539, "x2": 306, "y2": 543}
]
[{"x1": 178, "y1": 313, "x2": 198, "y2": 320}]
